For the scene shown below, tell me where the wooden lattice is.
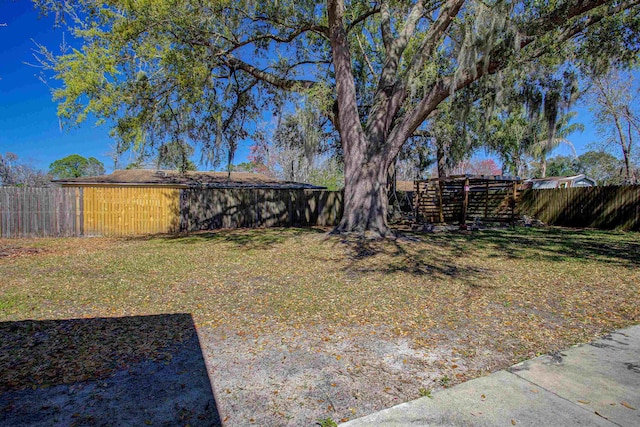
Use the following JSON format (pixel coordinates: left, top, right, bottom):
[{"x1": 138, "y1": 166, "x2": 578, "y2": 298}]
[{"x1": 414, "y1": 175, "x2": 525, "y2": 225}]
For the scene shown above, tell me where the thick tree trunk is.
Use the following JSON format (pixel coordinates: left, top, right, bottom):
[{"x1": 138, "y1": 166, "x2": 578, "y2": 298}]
[
  {"x1": 328, "y1": 0, "x2": 394, "y2": 238},
  {"x1": 334, "y1": 152, "x2": 393, "y2": 238}
]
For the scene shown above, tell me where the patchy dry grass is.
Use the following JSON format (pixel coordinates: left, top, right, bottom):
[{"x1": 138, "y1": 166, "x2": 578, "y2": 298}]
[{"x1": 1, "y1": 227, "x2": 638, "y2": 425}]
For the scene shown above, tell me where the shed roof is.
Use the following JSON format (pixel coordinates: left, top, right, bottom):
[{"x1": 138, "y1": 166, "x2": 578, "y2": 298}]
[{"x1": 53, "y1": 169, "x2": 326, "y2": 189}]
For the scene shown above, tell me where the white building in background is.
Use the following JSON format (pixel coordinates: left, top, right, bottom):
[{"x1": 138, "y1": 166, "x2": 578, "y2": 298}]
[{"x1": 527, "y1": 174, "x2": 597, "y2": 189}]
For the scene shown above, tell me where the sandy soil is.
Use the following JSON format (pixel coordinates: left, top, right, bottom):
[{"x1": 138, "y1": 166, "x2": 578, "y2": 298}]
[
  {"x1": 1, "y1": 322, "x2": 510, "y2": 427},
  {"x1": 200, "y1": 322, "x2": 506, "y2": 426}
]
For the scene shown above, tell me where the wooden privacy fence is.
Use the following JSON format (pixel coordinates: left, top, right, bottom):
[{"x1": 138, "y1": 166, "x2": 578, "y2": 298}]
[
  {"x1": 415, "y1": 177, "x2": 522, "y2": 224},
  {"x1": 518, "y1": 186, "x2": 640, "y2": 231},
  {"x1": 82, "y1": 187, "x2": 180, "y2": 236},
  {"x1": 1, "y1": 186, "x2": 343, "y2": 237},
  {"x1": 0, "y1": 187, "x2": 82, "y2": 237},
  {"x1": 181, "y1": 188, "x2": 343, "y2": 231},
  {"x1": 4, "y1": 184, "x2": 637, "y2": 236}
]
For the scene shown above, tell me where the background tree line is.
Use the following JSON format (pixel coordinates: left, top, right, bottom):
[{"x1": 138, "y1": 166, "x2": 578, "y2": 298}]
[{"x1": 0, "y1": 153, "x2": 106, "y2": 186}]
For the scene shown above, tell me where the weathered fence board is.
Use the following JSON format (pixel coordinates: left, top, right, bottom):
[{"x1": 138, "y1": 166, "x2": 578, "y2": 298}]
[
  {"x1": 519, "y1": 186, "x2": 640, "y2": 231},
  {"x1": 180, "y1": 189, "x2": 343, "y2": 231},
  {"x1": 0, "y1": 187, "x2": 82, "y2": 237}
]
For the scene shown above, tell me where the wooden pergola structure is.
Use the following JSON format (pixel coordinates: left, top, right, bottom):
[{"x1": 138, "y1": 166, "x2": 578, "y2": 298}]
[{"x1": 414, "y1": 175, "x2": 523, "y2": 225}]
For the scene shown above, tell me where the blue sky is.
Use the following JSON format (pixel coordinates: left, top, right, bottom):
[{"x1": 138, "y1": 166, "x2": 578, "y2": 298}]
[
  {"x1": 0, "y1": 1, "x2": 629, "y2": 175},
  {"x1": 0, "y1": 1, "x2": 250, "y2": 172},
  {"x1": 1, "y1": 1, "x2": 117, "y2": 171}
]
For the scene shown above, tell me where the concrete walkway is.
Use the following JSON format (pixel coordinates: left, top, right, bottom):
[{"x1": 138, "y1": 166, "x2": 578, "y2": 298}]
[{"x1": 341, "y1": 325, "x2": 640, "y2": 427}]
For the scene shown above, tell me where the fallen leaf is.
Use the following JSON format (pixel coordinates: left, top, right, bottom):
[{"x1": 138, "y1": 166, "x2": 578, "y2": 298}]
[
  {"x1": 577, "y1": 400, "x2": 590, "y2": 404},
  {"x1": 620, "y1": 402, "x2": 636, "y2": 410},
  {"x1": 511, "y1": 420, "x2": 516, "y2": 425}
]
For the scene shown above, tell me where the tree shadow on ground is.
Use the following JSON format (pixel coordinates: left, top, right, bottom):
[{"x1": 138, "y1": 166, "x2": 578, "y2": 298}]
[
  {"x1": 334, "y1": 226, "x2": 638, "y2": 289},
  {"x1": 337, "y1": 234, "x2": 493, "y2": 289},
  {"x1": 145, "y1": 226, "x2": 328, "y2": 249},
  {"x1": 455, "y1": 227, "x2": 640, "y2": 267},
  {"x1": 0, "y1": 314, "x2": 220, "y2": 426}
]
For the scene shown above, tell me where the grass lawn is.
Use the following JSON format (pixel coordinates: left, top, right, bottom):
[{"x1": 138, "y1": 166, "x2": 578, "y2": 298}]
[{"x1": 1, "y1": 226, "x2": 638, "y2": 425}]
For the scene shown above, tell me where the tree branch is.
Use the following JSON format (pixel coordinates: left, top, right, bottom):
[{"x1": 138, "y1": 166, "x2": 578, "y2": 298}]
[
  {"x1": 380, "y1": 1, "x2": 393, "y2": 53},
  {"x1": 223, "y1": 7, "x2": 330, "y2": 37},
  {"x1": 328, "y1": 0, "x2": 365, "y2": 159},
  {"x1": 522, "y1": 0, "x2": 640, "y2": 60},
  {"x1": 375, "y1": 0, "x2": 465, "y2": 146},
  {"x1": 366, "y1": 0, "x2": 425, "y2": 139},
  {"x1": 346, "y1": 6, "x2": 381, "y2": 34},
  {"x1": 387, "y1": 0, "x2": 635, "y2": 159},
  {"x1": 225, "y1": 57, "x2": 315, "y2": 91},
  {"x1": 355, "y1": 34, "x2": 376, "y2": 77},
  {"x1": 405, "y1": 0, "x2": 466, "y2": 80},
  {"x1": 217, "y1": 24, "x2": 329, "y2": 57}
]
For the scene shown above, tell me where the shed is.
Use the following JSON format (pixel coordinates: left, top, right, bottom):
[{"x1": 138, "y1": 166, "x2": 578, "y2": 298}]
[
  {"x1": 527, "y1": 174, "x2": 596, "y2": 189},
  {"x1": 52, "y1": 170, "x2": 336, "y2": 236}
]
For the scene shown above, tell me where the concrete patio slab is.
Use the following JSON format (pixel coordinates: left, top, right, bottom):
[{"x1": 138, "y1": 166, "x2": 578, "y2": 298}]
[{"x1": 510, "y1": 326, "x2": 640, "y2": 427}]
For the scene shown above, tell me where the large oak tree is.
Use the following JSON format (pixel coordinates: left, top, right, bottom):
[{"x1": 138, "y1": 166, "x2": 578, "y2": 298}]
[{"x1": 36, "y1": 0, "x2": 640, "y2": 236}]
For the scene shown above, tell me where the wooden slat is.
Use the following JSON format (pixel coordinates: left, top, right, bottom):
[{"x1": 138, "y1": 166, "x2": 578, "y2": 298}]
[
  {"x1": 518, "y1": 186, "x2": 640, "y2": 231},
  {"x1": 180, "y1": 188, "x2": 343, "y2": 231},
  {"x1": 0, "y1": 187, "x2": 81, "y2": 237},
  {"x1": 415, "y1": 178, "x2": 523, "y2": 224},
  {"x1": 81, "y1": 186, "x2": 180, "y2": 236}
]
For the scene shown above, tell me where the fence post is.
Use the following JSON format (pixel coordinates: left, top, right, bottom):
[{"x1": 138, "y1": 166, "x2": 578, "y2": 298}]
[
  {"x1": 461, "y1": 178, "x2": 469, "y2": 225},
  {"x1": 484, "y1": 181, "x2": 489, "y2": 219},
  {"x1": 512, "y1": 182, "x2": 518, "y2": 222},
  {"x1": 413, "y1": 180, "x2": 419, "y2": 224},
  {"x1": 437, "y1": 180, "x2": 444, "y2": 224}
]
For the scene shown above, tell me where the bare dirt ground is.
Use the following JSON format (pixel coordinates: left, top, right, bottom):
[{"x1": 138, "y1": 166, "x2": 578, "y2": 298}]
[
  {"x1": 200, "y1": 323, "x2": 511, "y2": 426},
  {"x1": 1, "y1": 321, "x2": 507, "y2": 427}
]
